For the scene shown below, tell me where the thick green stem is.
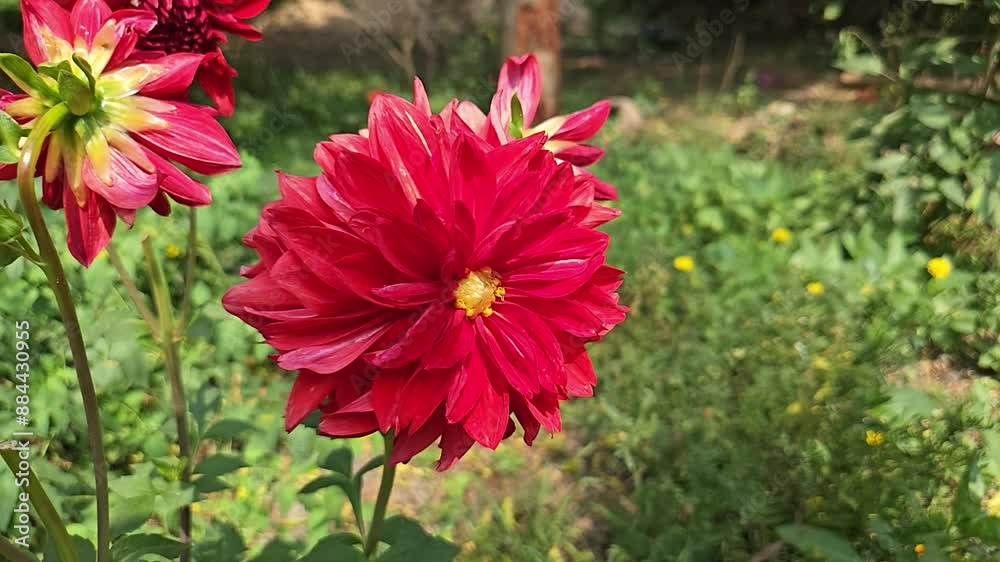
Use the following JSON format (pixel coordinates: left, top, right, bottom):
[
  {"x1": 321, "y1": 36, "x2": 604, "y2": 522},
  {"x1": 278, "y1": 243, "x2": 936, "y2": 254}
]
[
  {"x1": 2, "y1": 450, "x2": 76, "y2": 562},
  {"x1": 142, "y1": 238, "x2": 192, "y2": 562},
  {"x1": 363, "y1": 433, "x2": 397, "y2": 558},
  {"x1": 0, "y1": 534, "x2": 36, "y2": 562},
  {"x1": 16, "y1": 103, "x2": 110, "y2": 562}
]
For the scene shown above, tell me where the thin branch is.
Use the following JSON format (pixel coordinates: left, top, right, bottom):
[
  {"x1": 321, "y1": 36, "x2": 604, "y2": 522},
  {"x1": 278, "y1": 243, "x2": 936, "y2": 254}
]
[
  {"x1": 177, "y1": 209, "x2": 198, "y2": 334},
  {"x1": 107, "y1": 244, "x2": 160, "y2": 341}
]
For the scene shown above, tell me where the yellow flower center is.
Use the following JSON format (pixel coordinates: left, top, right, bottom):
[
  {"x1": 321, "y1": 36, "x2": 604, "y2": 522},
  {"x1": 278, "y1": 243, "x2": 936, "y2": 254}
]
[{"x1": 454, "y1": 268, "x2": 505, "y2": 319}]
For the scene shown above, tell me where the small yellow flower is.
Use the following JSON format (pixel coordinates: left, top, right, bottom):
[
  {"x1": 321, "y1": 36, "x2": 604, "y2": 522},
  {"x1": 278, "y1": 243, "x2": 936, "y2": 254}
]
[
  {"x1": 674, "y1": 256, "x2": 695, "y2": 272},
  {"x1": 165, "y1": 244, "x2": 182, "y2": 259},
  {"x1": 461, "y1": 542, "x2": 477, "y2": 555},
  {"x1": 985, "y1": 490, "x2": 1000, "y2": 517},
  {"x1": 786, "y1": 402, "x2": 804, "y2": 415},
  {"x1": 865, "y1": 430, "x2": 886, "y2": 447},
  {"x1": 806, "y1": 282, "x2": 825, "y2": 296},
  {"x1": 771, "y1": 228, "x2": 792, "y2": 243},
  {"x1": 927, "y1": 257, "x2": 952, "y2": 280},
  {"x1": 169, "y1": 443, "x2": 181, "y2": 457},
  {"x1": 811, "y1": 357, "x2": 831, "y2": 371},
  {"x1": 235, "y1": 486, "x2": 250, "y2": 501},
  {"x1": 191, "y1": 502, "x2": 202, "y2": 515},
  {"x1": 914, "y1": 544, "x2": 926, "y2": 558}
]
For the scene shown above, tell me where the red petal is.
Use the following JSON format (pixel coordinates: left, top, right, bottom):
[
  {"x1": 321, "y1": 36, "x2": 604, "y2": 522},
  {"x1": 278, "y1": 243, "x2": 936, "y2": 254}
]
[
  {"x1": 446, "y1": 345, "x2": 488, "y2": 423},
  {"x1": 319, "y1": 411, "x2": 378, "y2": 438},
  {"x1": 396, "y1": 368, "x2": 455, "y2": 433},
  {"x1": 276, "y1": 317, "x2": 395, "y2": 374},
  {"x1": 195, "y1": 51, "x2": 237, "y2": 117},
  {"x1": 436, "y1": 425, "x2": 476, "y2": 471},
  {"x1": 285, "y1": 370, "x2": 342, "y2": 431},
  {"x1": 390, "y1": 413, "x2": 446, "y2": 465},
  {"x1": 371, "y1": 302, "x2": 451, "y2": 369},
  {"x1": 461, "y1": 364, "x2": 510, "y2": 449},
  {"x1": 554, "y1": 144, "x2": 605, "y2": 167},
  {"x1": 413, "y1": 77, "x2": 431, "y2": 116},
  {"x1": 327, "y1": 150, "x2": 413, "y2": 219},
  {"x1": 565, "y1": 352, "x2": 597, "y2": 397},
  {"x1": 63, "y1": 187, "x2": 116, "y2": 267},
  {"x1": 142, "y1": 147, "x2": 212, "y2": 206},
  {"x1": 367, "y1": 94, "x2": 438, "y2": 203},
  {"x1": 490, "y1": 54, "x2": 542, "y2": 137}
]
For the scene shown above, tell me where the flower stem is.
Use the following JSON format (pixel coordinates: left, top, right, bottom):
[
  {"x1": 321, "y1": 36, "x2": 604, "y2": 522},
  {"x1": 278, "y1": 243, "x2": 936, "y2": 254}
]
[
  {"x1": 2, "y1": 449, "x2": 77, "y2": 562},
  {"x1": 363, "y1": 432, "x2": 397, "y2": 558},
  {"x1": 0, "y1": 534, "x2": 36, "y2": 562},
  {"x1": 16, "y1": 103, "x2": 110, "y2": 562},
  {"x1": 141, "y1": 237, "x2": 192, "y2": 562}
]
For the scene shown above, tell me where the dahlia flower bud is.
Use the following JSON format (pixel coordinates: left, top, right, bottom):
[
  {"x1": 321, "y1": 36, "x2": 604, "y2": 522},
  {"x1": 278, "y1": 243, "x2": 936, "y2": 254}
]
[{"x1": 1, "y1": 0, "x2": 241, "y2": 265}]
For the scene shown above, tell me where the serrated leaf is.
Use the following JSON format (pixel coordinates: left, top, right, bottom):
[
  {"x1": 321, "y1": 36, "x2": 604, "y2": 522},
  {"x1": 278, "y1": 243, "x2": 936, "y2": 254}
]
[
  {"x1": 777, "y1": 524, "x2": 861, "y2": 562},
  {"x1": 111, "y1": 534, "x2": 183, "y2": 562},
  {"x1": 194, "y1": 454, "x2": 246, "y2": 478}
]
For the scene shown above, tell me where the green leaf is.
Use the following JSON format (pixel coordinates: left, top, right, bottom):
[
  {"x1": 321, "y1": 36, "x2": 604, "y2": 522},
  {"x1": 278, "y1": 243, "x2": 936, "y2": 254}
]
[
  {"x1": 44, "y1": 535, "x2": 96, "y2": 562},
  {"x1": 194, "y1": 475, "x2": 231, "y2": 495},
  {"x1": 111, "y1": 534, "x2": 183, "y2": 562},
  {"x1": 375, "y1": 516, "x2": 459, "y2": 562},
  {"x1": 871, "y1": 388, "x2": 940, "y2": 422},
  {"x1": 0, "y1": 53, "x2": 58, "y2": 98},
  {"x1": 193, "y1": 454, "x2": 246, "y2": 478},
  {"x1": 320, "y1": 448, "x2": 354, "y2": 476},
  {"x1": 915, "y1": 105, "x2": 953, "y2": 130},
  {"x1": 508, "y1": 94, "x2": 525, "y2": 139},
  {"x1": 299, "y1": 474, "x2": 352, "y2": 495},
  {"x1": 203, "y1": 419, "x2": 255, "y2": 441},
  {"x1": 355, "y1": 455, "x2": 386, "y2": 481},
  {"x1": 299, "y1": 535, "x2": 364, "y2": 562},
  {"x1": 249, "y1": 539, "x2": 301, "y2": 562},
  {"x1": 58, "y1": 69, "x2": 93, "y2": 116},
  {"x1": 192, "y1": 522, "x2": 245, "y2": 562},
  {"x1": 0, "y1": 112, "x2": 26, "y2": 165},
  {"x1": 776, "y1": 524, "x2": 861, "y2": 562}
]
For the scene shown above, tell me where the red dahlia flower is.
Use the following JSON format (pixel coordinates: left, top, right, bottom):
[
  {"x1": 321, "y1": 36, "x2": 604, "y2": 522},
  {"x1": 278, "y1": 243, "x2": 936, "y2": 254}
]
[
  {"x1": 2, "y1": 0, "x2": 240, "y2": 265},
  {"x1": 475, "y1": 54, "x2": 616, "y2": 200},
  {"x1": 224, "y1": 89, "x2": 627, "y2": 470},
  {"x1": 107, "y1": 0, "x2": 270, "y2": 116}
]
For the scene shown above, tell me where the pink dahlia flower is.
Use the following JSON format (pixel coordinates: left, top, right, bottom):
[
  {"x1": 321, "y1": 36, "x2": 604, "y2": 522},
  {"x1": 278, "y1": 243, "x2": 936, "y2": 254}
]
[
  {"x1": 224, "y1": 88, "x2": 626, "y2": 470},
  {"x1": 107, "y1": 0, "x2": 271, "y2": 116},
  {"x1": 1, "y1": 0, "x2": 240, "y2": 265},
  {"x1": 417, "y1": 54, "x2": 617, "y2": 201}
]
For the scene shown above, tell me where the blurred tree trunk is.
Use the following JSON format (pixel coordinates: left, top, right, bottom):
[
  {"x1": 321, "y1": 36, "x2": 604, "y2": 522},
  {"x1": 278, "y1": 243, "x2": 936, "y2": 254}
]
[{"x1": 502, "y1": 0, "x2": 561, "y2": 119}]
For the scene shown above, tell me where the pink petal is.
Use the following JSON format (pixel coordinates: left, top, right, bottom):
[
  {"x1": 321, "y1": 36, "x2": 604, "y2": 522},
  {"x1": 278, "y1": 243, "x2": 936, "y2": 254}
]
[
  {"x1": 82, "y1": 149, "x2": 157, "y2": 210},
  {"x1": 22, "y1": 0, "x2": 73, "y2": 65},
  {"x1": 142, "y1": 147, "x2": 212, "y2": 206},
  {"x1": 413, "y1": 77, "x2": 431, "y2": 116},
  {"x1": 70, "y1": 0, "x2": 111, "y2": 48},
  {"x1": 138, "y1": 53, "x2": 206, "y2": 97},
  {"x1": 106, "y1": 10, "x2": 158, "y2": 70},
  {"x1": 135, "y1": 101, "x2": 241, "y2": 175},
  {"x1": 490, "y1": 54, "x2": 542, "y2": 140},
  {"x1": 554, "y1": 144, "x2": 605, "y2": 167},
  {"x1": 550, "y1": 100, "x2": 611, "y2": 143}
]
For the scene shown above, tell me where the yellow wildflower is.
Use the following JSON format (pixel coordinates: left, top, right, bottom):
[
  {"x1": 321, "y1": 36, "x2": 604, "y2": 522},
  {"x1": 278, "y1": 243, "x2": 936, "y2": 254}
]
[
  {"x1": 926, "y1": 257, "x2": 952, "y2": 280},
  {"x1": 986, "y1": 490, "x2": 1000, "y2": 517},
  {"x1": 914, "y1": 544, "x2": 926, "y2": 558},
  {"x1": 865, "y1": 430, "x2": 886, "y2": 447},
  {"x1": 674, "y1": 256, "x2": 695, "y2": 272},
  {"x1": 811, "y1": 357, "x2": 831, "y2": 371},
  {"x1": 165, "y1": 244, "x2": 182, "y2": 259},
  {"x1": 771, "y1": 227, "x2": 792, "y2": 243},
  {"x1": 806, "y1": 282, "x2": 825, "y2": 296},
  {"x1": 786, "y1": 402, "x2": 804, "y2": 415}
]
